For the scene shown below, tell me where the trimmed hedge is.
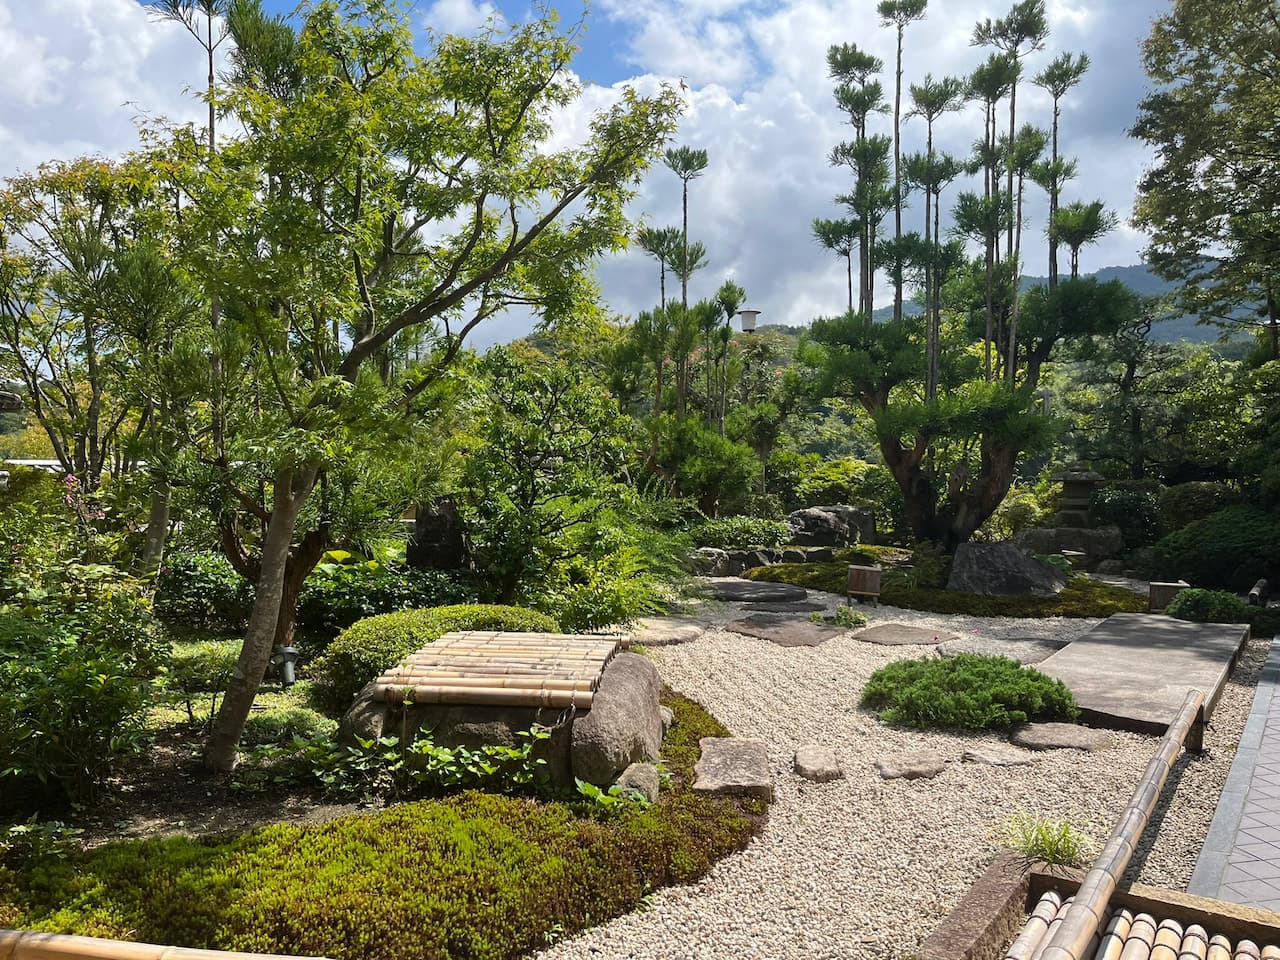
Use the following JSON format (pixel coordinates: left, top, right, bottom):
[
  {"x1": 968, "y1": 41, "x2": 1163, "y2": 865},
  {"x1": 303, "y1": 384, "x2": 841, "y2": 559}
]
[
  {"x1": 0, "y1": 693, "x2": 762, "y2": 960},
  {"x1": 743, "y1": 563, "x2": 1146, "y2": 618},
  {"x1": 861, "y1": 654, "x2": 1079, "y2": 730},
  {"x1": 1154, "y1": 505, "x2": 1280, "y2": 591},
  {"x1": 689, "y1": 516, "x2": 790, "y2": 550},
  {"x1": 1166, "y1": 588, "x2": 1280, "y2": 638},
  {"x1": 309, "y1": 605, "x2": 559, "y2": 716}
]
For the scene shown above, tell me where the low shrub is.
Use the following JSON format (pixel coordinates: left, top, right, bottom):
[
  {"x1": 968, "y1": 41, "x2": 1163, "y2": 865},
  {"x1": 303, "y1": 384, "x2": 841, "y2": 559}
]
[
  {"x1": 163, "y1": 639, "x2": 241, "y2": 725},
  {"x1": 1092, "y1": 485, "x2": 1162, "y2": 548},
  {"x1": 241, "y1": 707, "x2": 336, "y2": 749},
  {"x1": 1, "y1": 693, "x2": 762, "y2": 960},
  {"x1": 0, "y1": 566, "x2": 164, "y2": 810},
  {"x1": 1159, "y1": 482, "x2": 1240, "y2": 533},
  {"x1": 861, "y1": 654, "x2": 1079, "y2": 730},
  {"x1": 796, "y1": 458, "x2": 907, "y2": 542},
  {"x1": 743, "y1": 563, "x2": 1146, "y2": 618},
  {"x1": 1154, "y1": 505, "x2": 1280, "y2": 591},
  {"x1": 690, "y1": 516, "x2": 790, "y2": 550},
  {"x1": 976, "y1": 485, "x2": 1049, "y2": 542},
  {"x1": 153, "y1": 552, "x2": 253, "y2": 632},
  {"x1": 309, "y1": 604, "x2": 560, "y2": 716},
  {"x1": 1165, "y1": 588, "x2": 1252, "y2": 624},
  {"x1": 296, "y1": 558, "x2": 474, "y2": 648}
]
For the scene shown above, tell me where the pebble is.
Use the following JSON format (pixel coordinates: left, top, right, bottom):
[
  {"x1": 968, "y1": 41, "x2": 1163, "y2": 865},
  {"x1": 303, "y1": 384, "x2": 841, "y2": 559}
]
[{"x1": 535, "y1": 598, "x2": 1267, "y2": 960}]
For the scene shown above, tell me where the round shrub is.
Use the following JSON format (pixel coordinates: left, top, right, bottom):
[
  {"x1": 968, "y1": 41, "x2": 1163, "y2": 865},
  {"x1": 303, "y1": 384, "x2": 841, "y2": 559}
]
[
  {"x1": 309, "y1": 604, "x2": 559, "y2": 716},
  {"x1": 1091, "y1": 485, "x2": 1161, "y2": 547},
  {"x1": 1154, "y1": 505, "x2": 1280, "y2": 590},
  {"x1": 296, "y1": 563, "x2": 474, "y2": 647},
  {"x1": 860, "y1": 654, "x2": 1079, "y2": 730},
  {"x1": 690, "y1": 516, "x2": 790, "y2": 550},
  {"x1": 153, "y1": 551, "x2": 253, "y2": 632},
  {"x1": 1158, "y1": 482, "x2": 1240, "y2": 533},
  {"x1": 1165, "y1": 588, "x2": 1252, "y2": 624}
]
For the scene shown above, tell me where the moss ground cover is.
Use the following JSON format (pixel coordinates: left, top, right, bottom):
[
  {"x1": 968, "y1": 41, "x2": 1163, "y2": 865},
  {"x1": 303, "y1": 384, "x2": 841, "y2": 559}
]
[
  {"x1": 0, "y1": 693, "x2": 762, "y2": 960},
  {"x1": 744, "y1": 562, "x2": 1146, "y2": 618}
]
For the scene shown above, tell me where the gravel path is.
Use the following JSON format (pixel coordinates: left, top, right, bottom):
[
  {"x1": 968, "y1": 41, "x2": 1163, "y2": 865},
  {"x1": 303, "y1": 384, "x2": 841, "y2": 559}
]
[{"x1": 537, "y1": 596, "x2": 1266, "y2": 960}]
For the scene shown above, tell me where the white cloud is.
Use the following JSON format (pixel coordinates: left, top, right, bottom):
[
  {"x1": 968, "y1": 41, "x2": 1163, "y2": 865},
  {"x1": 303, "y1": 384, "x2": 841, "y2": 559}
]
[{"x1": 421, "y1": 0, "x2": 501, "y2": 37}]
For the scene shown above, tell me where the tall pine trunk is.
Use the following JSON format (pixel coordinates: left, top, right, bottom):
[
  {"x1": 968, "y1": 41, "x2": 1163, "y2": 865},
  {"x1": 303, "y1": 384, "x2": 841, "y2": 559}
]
[{"x1": 892, "y1": 25, "x2": 905, "y2": 324}]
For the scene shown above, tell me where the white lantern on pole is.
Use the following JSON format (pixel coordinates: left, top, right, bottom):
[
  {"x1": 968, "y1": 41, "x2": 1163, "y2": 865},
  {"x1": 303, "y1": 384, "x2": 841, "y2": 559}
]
[{"x1": 737, "y1": 308, "x2": 760, "y2": 333}]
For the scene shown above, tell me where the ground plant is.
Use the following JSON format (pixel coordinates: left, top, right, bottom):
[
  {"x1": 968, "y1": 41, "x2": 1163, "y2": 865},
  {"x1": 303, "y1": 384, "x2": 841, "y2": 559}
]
[
  {"x1": 861, "y1": 654, "x2": 1079, "y2": 730},
  {"x1": 998, "y1": 813, "x2": 1091, "y2": 867}
]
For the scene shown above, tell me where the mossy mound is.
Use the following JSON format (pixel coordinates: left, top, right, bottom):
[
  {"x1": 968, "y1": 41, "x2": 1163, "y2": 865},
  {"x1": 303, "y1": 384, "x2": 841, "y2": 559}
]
[
  {"x1": 744, "y1": 562, "x2": 1146, "y2": 618},
  {"x1": 0, "y1": 692, "x2": 762, "y2": 960}
]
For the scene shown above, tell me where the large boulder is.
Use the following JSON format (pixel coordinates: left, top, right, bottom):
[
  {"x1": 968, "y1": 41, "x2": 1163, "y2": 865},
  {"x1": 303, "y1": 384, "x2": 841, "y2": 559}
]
[
  {"x1": 690, "y1": 547, "x2": 731, "y2": 576},
  {"x1": 570, "y1": 653, "x2": 664, "y2": 786},
  {"x1": 1014, "y1": 526, "x2": 1123, "y2": 562},
  {"x1": 822, "y1": 504, "x2": 877, "y2": 545},
  {"x1": 946, "y1": 542, "x2": 1068, "y2": 597},
  {"x1": 406, "y1": 496, "x2": 468, "y2": 570},
  {"x1": 787, "y1": 505, "x2": 876, "y2": 546}
]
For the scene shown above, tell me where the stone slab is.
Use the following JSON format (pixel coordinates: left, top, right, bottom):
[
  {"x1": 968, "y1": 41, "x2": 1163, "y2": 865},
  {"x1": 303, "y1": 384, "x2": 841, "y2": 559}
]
[
  {"x1": 875, "y1": 751, "x2": 948, "y2": 780},
  {"x1": 1010, "y1": 722, "x2": 1110, "y2": 752},
  {"x1": 742, "y1": 600, "x2": 828, "y2": 613},
  {"x1": 962, "y1": 745, "x2": 1037, "y2": 767},
  {"x1": 693, "y1": 737, "x2": 774, "y2": 800},
  {"x1": 725, "y1": 614, "x2": 843, "y2": 647},
  {"x1": 1037, "y1": 613, "x2": 1250, "y2": 734},
  {"x1": 794, "y1": 744, "x2": 843, "y2": 782},
  {"x1": 937, "y1": 635, "x2": 1069, "y2": 665},
  {"x1": 855, "y1": 623, "x2": 956, "y2": 647},
  {"x1": 702, "y1": 578, "x2": 808, "y2": 602},
  {"x1": 628, "y1": 617, "x2": 707, "y2": 647}
]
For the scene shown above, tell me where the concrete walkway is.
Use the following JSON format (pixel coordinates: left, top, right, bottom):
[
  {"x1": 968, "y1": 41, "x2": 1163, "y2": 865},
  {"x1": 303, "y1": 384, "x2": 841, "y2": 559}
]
[{"x1": 1189, "y1": 638, "x2": 1280, "y2": 909}]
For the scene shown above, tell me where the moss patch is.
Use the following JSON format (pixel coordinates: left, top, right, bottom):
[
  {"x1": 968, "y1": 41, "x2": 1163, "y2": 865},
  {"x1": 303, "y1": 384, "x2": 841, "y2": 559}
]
[
  {"x1": 0, "y1": 691, "x2": 762, "y2": 960},
  {"x1": 744, "y1": 563, "x2": 1146, "y2": 618}
]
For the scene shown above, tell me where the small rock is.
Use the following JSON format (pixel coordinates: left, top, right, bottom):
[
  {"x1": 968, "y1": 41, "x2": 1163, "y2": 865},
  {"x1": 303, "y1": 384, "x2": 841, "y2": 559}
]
[
  {"x1": 659, "y1": 705, "x2": 675, "y2": 734},
  {"x1": 616, "y1": 762, "x2": 660, "y2": 802},
  {"x1": 1011, "y1": 722, "x2": 1110, "y2": 752},
  {"x1": 1096, "y1": 559, "x2": 1124, "y2": 575},
  {"x1": 855, "y1": 623, "x2": 954, "y2": 647},
  {"x1": 794, "y1": 745, "x2": 843, "y2": 782},
  {"x1": 782, "y1": 548, "x2": 807, "y2": 564},
  {"x1": 874, "y1": 751, "x2": 948, "y2": 780},
  {"x1": 693, "y1": 737, "x2": 774, "y2": 800},
  {"x1": 805, "y1": 547, "x2": 836, "y2": 562},
  {"x1": 962, "y1": 745, "x2": 1037, "y2": 767}
]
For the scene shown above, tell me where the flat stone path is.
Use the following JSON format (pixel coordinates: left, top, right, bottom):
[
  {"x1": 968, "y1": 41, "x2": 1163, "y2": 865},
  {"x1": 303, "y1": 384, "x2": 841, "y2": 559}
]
[
  {"x1": 1037, "y1": 613, "x2": 1250, "y2": 735},
  {"x1": 1190, "y1": 639, "x2": 1280, "y2": 910}
]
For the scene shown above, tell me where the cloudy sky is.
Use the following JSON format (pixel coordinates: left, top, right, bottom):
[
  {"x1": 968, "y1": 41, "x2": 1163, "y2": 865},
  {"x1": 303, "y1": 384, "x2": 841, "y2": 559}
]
[{"x1": 0, "y1": 0, "x2": 1169, "y2": 345}]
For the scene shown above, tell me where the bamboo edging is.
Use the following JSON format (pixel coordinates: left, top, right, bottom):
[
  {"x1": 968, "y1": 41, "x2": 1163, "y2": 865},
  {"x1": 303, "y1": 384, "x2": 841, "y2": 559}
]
[
  {"x1": 1036, "y1": 688, "x2": 1207, "y2": 960},
  {"x1": 0, "y1": 930, "x2": 329, "y2": 960}
]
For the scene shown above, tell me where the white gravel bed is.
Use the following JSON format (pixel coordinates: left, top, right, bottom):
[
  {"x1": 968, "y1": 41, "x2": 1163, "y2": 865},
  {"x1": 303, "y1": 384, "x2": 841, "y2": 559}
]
[{"x1": 538, "y1": 603, "x2": 1264, "y2": 960}]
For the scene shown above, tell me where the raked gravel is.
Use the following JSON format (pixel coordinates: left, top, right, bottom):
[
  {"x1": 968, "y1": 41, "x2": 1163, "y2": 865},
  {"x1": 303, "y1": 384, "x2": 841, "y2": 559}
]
[{"x1": 537, "y1": 594, "x2": 1267, "y2": 960}]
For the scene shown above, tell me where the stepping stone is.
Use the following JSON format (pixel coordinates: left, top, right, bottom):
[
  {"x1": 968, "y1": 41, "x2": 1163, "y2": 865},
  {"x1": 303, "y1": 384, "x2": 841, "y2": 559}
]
[
  {"x1": 962, "y1": 745, "x2": 1037, "y2": 767},
  {"x1": 743, "y1": 600, "x2": 827, "y2": 613},
  {"x1": 874, "y1": 751, "x2": 948, "y2": 780},
  {"x1": 629, "y1": 617, "x2": 707, "y2": 647},
  {"x1": 703, "y1": 579, "x2": 808, "y2": 602},
  {"x1": 855, "y1": 623, "x2": 956, "y2": 647},
  {"x1": 725, "y1": 614, "x2": 842, "y2": 647},
  {"x1": 1010, "y1": 722, "x2": 1110, "y2": 752},
  {"x1": 693, "y1": 737, "x2": 774, "y2": 800},
  {"x1": 937, "y1": 635, "x2": 1069, "y2": 665},
  {"x1": 794, "y1": 744, "x2": 843, "y2": 782}
]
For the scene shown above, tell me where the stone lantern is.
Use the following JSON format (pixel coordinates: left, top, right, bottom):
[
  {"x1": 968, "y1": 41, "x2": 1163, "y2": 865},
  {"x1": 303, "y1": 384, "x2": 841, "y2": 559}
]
[
  {"x1": 737, "y1": 308, "x2": 760, "y2": 333},
  {"x1": 1054, "y1": 466, "x2": 1104, "y2": 528}
]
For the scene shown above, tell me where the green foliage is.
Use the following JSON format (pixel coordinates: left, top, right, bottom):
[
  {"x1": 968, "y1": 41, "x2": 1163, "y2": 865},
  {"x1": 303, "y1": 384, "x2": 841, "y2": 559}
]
[
  {"x1": 906, "y1": 541, "x2": 949, "y2": 589},
  {"x1": 0, "y1": 565, "x2": 164, "y2": 809},
  {"x1": 1154, "y1": 505, "x2": 1280, "y2": 590},
  {"x1": 0, "y1": 817, "x2": 84, "y2": 868},
  {"x1": 998, "y1": 813, "x2": 1091, "y2": 866},
  {"x1": 796, "y1": 457, "x2": 907, "y2": 540},
  {"x1": 575, "y1": 777, "x2": 651, "y2": 815},
  {"x1": 309, "y1": 605, "x2": 559, "y2": 716},
  {"x1": 861, "y1": 654, "x2": 1079, "y2": 730},
  {"x1": 241, "y1": 708, "x2": 336, "y2": 749},
  {"x1": 2, "y1": 694, "x2": 760, "y2": 960},
  {"x1": 976, "y1": 484, "x2": 1050, "y2": 542},
  {"x1": 153, "y1": 552, "x2": 253, "y2": 632},
  {"x1": 1036, "y1": 554, "x2": 1074, "y2": 577},
  {"x1": 812, "y1": 606, "x2": 868, "y2": 628},
  {"x1": 690, "y1": 516, "x2": 790, "y2": 549},
  {"x1": 296, "y1": 557, "x2": 474, "y2": 648},
  {"x1": 1165, "y1": 588, "x2": 1253, "y2": 624},
  {"x1": 649, "y1": 415, "x2": 759, "y2": 517},
  {"x1": 1092, "y1": 485, "x2": 1161, "y2": 548},
  {"x1": 743, "y1": 562, "x2": 1147, "y2": 618},
  {"x1": 1158, "y1": 482, "x2": 1240, "y2": 532}
]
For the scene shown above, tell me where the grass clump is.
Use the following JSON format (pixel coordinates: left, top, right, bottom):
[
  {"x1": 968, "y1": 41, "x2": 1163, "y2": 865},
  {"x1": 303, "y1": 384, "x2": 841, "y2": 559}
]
[
  {"x1": 309, "y1": 604, "x2": 559, "y2": 716},
  {"x1": 861, "y1": 654, "x2": 1079, "y2": 730},
  {"x1": 997, "y1": 813, "x2": 1091, "y2": 867},
  {"x1": 744, "y1": 562, "x2": 1145, "y2": 618},
  {"x1": 0, "y1": 692, "x2": 761, "y2": 960}
]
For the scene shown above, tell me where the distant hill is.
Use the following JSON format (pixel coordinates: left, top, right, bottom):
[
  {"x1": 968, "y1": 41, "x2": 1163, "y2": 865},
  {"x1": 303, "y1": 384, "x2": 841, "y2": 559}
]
[{"x1": 855, "y1": 264, "x2": 1232, "y2": 344}]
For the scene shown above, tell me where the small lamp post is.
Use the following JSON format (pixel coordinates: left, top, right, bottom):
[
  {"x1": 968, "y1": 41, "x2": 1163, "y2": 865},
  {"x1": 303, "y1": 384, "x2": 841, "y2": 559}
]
[{"x1": 737, "y1": 308, "x2": 760, "y2": 334}]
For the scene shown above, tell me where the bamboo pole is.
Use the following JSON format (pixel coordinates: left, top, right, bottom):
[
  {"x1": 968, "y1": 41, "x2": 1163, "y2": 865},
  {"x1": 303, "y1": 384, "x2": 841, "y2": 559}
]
[
  {"x1": 1095, "y1": 909, "x2": 1132, "y2": 960},
  {"x1": 1038, "y1": 690, "x2": 1206, "y2": 960},
  {"x1": 375, "y1": 676, "x2": 596, "y2": 692},
  {"x1": 0, "y1": 930, "x2": 329, "y2": 960},
  {"x1": 373, "y1": 684, "x2": 594, "y2": 708}
]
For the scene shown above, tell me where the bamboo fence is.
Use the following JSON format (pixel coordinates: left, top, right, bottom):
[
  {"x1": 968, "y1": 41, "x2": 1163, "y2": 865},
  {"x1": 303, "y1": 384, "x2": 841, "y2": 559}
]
[{"x1": 371, "y1": 631, "x2": 622, "y2": 709}]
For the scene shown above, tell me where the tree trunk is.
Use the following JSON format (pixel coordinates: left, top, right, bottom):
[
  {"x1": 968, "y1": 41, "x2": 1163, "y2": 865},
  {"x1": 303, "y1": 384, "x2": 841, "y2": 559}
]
[
  {"x1": 1008, "y1": 173, "x2": 1026, "y2": 384},
  {"x1": 892, "y1": 25, "x2": 904, "y2": 324},
  {"x1": 140, "y1": 481, "x2": 171, "y2": 572},
  {"x1": 1048, "y1": 98, "x2": 1061, "y2": 290},
  {"x1": 203, "y1": 465, "x2": 318, "y2": 773},
  {"x1": 1006, "y1": 70, "x2": 1017, "y2": 261},
  {"x1": 1266, "y1": 285, "x2": 1278, "y2": 361}
]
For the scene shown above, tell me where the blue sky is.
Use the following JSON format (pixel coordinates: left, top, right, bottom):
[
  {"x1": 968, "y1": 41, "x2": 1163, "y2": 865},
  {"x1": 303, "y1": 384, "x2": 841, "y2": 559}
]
[{"x1": 3, "y1": 0, "x2": 1170, "y2": 345}]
